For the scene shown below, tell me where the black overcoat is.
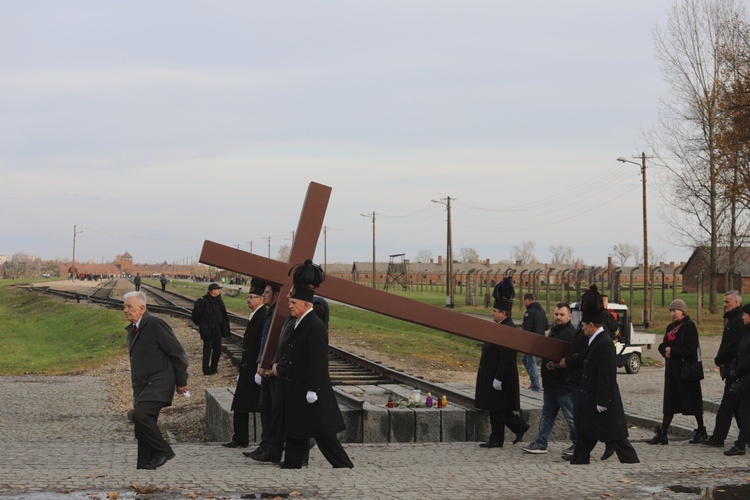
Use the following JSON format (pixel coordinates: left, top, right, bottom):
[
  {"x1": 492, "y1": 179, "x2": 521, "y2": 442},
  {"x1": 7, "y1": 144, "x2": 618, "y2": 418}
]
[
  {"x1": 127, "y1": 311, "x2": 189, "y2": 406},
  {"x1": 657, "y1": 317, "x2": 703, "y2": 415},
  {"x1": 474, "y1": 316, "x2": 521, "y2": 412},
  {"x1": 231, "y1": 306, "x2": 266, "y2": 412},
  {"x1": 191, "y1": 294, "x2": 230, "y2": 340},
  {"x1": 276, "y1": 310, "x2": 345, "y2": 439},
  {"x1": 578, "y1": 330, "x2": 629, "y2": 441}
]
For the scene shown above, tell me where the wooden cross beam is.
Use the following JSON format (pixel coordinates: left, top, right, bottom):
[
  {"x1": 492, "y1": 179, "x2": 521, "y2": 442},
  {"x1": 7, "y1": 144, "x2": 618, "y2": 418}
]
[{"x1": 199, "y1": 182, "x2": 570, "y2": 368}]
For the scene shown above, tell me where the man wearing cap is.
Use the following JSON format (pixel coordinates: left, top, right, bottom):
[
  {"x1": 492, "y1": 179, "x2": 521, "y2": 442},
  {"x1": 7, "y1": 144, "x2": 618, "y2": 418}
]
[
  {"x1": 273, "y1": 260, "x2": 353, "y2": 469},
  {"x1": 570, "y1": 285, "x2": 639, "y2": 465},
  {"x1": 475, "y1": 278, "x2": 530, "y2": 448},
  {"x1": 191, "y1": 283, "x2": 231, "y2": 375},
  {"x1": 702, "y1": 291, "x2": 744, "y2": 447},
  {"x1": 223, "y1": 278, "x2": 267, "y2": 449},
  {"x1": 723, "y1": 303, "x2": 750, "y2": 456},
  {"x1": 124, "y1": 291, "x2": 189, "y2": 470}
]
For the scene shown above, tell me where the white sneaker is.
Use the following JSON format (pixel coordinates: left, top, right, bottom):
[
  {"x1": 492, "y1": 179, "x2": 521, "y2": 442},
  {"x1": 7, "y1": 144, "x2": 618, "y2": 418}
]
[{"x1": 522, "y1": 442, "x2": 548, "y2": 454}]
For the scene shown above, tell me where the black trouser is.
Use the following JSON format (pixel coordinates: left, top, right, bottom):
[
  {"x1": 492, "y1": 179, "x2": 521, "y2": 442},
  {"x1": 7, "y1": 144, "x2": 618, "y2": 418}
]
[
  {"x1": 734, "y1": 395, "x2": 750, "y2": 449},
  {"x1": 570, "y1": 436, "x2": 639, "y2": 464},
  {"x1": 285, "y1": 435, "x2": 353, "y2": 468},
  {"x1": 232, "y1": 411, "x2": 250, "y2": 447},
  {"x1": 712, "y1": 380, "x2": 742, "y2": 442},
  {"x1": 132, "y1": 400, "x2": 171, "y2": 469},
  {"x1": 258, "y1": 376, "x2": 276, "y2": 450},
  {"x1": 202, "y1": 335, "x2": 222, "y2": 373},
  {"x1": 488, "y1": 408, "x2": 526, "y2": 444}
]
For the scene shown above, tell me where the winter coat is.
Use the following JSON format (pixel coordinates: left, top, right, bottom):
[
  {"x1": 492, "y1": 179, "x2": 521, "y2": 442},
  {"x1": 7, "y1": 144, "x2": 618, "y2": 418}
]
[
  {"x1": 563, "y1": 323, "x2": 587, "y2": 385},
  {"x1": 275, "y1": 310, "x2": 346, "y2": 439},
  {"x1": 474, "y1": 316, "x2": 521, "y2": 412},
  {"x1": 716, "y1": 307, "x2": 744, "y2": 378},
  {"x1": 728, "y1": 325, "x2": 750, "y2": 397},
  {"x1": 522, "y1": 301, "x2": 549, "y2": 335},
  {"x1": 540, "y1": 321, "x2": 575, "y2": 389},
  {"x1": 127, "y1": 311, "x2": 189, "y2": 406},
  {"x1": 231, "y1": 306, "x2": 266, "y2": 413},
  {"x1": 578, "y1": 329, "x2": 629, "y2": 442},
  {"x1": 191, "y1": 293, "x2": 230, "y2": 341},
  {"x1": 657, "y1": 316, "x2": 703, "y2": 416}
]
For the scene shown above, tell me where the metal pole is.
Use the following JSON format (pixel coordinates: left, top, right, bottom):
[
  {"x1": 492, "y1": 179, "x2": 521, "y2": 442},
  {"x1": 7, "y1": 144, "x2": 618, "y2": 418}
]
[{"x1": 642, "y1": 152, "x2": 649, "y2": 326}]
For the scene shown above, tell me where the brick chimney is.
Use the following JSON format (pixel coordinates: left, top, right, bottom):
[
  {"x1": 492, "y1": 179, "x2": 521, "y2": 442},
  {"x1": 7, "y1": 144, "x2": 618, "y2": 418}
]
[{"x1": 438, "y1": 255, "x2": 443, "y2": 266}]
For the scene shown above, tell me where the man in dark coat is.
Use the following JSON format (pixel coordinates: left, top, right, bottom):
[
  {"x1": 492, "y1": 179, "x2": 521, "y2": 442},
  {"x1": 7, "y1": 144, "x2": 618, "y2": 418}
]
[
  {"x1": 191, "y1": 283, "x2": 231, "y2": 375},
  {"x1": 724, "y1": 303, "x2": 750, "y2": 456},
  {"x1": 133, "y1": 273, "x2": 142, "y2": 291},
  {"x1": 570, "y1": 285, "x2": 639, "y2": 465},
  {"x1": 522, "y1": 293, "x2": 548, "y2": 392},
  {"x1": 124, "y1": 291, "x2": 189, "y2": 470},
  {"x1": 273, "y1": 260, "x2": 353, "y2": 469},
  {"x1": 160, "y1": 275, "x2": 168, "y2": 291},
  {"x1": 523, "y1": 302, "x2": 576, "y2": 455},
  {"x1": 475, "y1": 279, "x2": 529, "y2": 448},
  {"x1": 223, "y1": 279, "x2": 267, "y2": 449},
  {"x1": 702, "y1": 290, "x2": 744, "y2": 447}
]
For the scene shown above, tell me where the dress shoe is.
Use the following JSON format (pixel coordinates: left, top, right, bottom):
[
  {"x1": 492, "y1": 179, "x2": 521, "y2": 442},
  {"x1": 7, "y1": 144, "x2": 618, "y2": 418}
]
[
  {"x1": 243, "y1": 446, "x2": 264, "y2": 457},
  {"x1": 249, "y1": 451, "x2": 281, "y2": 463},
  {"x1": 700, "y1": 436, "x2": 724, "y2": 447},
  {"x1": 724, "y1": 445, "x2": 746, "y2": 456},
  {"x1": 600, "y1": 444, "x2": 615, "y2": 461},
  {"x1": 279, "y1": 462, "x2": 302, "y2": 469},
  {"x1": 689, "y1": 426, "x2": 708, "y2": 444},
  {"x1": 513, "y1": 422, "x2": 531, "y2": 445},
  {"x1": 479, "y1": 441, "x2": 503, "y2": 448},
  {"x1": 142, "y1": 451, "x2": 175, "y2": 470},
  {"x1": 561, "y1": 454, "x2": 573, "y2": 461},
  {"x1": 222, "y1": 441, "x2": 247, "y2": 448}
]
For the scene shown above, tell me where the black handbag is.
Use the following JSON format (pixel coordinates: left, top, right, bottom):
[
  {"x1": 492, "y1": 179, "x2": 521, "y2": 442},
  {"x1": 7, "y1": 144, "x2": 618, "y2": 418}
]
[{"x1": 680, "y1": 342, "x2": 704, "y2": 382}]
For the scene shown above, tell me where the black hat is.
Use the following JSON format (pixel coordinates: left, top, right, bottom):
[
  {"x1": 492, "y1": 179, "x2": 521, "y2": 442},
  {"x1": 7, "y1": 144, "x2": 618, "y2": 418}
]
[
  {"x1": 248, "y1": 277, "x2": 267, "y2": 296},
  {"x1": 288, "y1": 259, "x2": 325, "y2": 303},
  {"x1": 208, "y1": 283, "x2": 222, "y2": 291},
  {"x1": 493, "y1": 277, "x2": 515, "y2": 312},
  {"x1": 580, "y1": 284, "x2": 604, "y2": 323}
]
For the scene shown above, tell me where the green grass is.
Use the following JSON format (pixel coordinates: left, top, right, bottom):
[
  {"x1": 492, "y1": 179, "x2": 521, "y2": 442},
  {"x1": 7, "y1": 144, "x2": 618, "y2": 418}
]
[{"x1": 0, "y1": 280, "x2": 127, "y2": 374}]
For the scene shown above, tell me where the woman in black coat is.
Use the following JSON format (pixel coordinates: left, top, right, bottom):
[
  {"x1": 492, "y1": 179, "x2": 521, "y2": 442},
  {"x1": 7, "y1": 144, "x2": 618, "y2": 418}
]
[{"x1": 647, "y1": 299, "x2": 705, "y2": 445}]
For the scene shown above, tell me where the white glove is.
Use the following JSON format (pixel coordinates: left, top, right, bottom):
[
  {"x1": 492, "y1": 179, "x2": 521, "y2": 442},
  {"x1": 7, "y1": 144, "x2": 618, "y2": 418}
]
[
  {"x1": 254, "y1": 373, "x2": 262, "y2": 385},
  {"x1": 596, "y1": 405, "x2": 607, "y2": 413},
  {"x1": 306, "y1": 391, "x2": 318, "y2": 404},
  {"x1": 492, "y1": 379, "x2": 502, "y2": 391}
]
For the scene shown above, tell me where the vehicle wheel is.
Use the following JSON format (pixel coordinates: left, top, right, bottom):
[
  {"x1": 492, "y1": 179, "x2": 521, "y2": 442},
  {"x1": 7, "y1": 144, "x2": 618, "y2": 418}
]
[{"x1": 624, "y1": 353, "x2": 641, "y2": 374}]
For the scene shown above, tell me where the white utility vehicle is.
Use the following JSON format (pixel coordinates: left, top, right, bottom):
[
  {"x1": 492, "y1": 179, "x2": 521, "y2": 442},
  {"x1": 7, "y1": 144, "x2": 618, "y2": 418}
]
[{"x1": 569, "y1": 302, "x2": 655, "y2": 374}]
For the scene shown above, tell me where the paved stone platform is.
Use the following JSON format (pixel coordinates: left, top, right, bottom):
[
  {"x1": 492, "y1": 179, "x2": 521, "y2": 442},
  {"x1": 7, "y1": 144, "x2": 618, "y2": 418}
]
[{"x1": 2, "y1": 369, "x2": 749, "y2": 499}]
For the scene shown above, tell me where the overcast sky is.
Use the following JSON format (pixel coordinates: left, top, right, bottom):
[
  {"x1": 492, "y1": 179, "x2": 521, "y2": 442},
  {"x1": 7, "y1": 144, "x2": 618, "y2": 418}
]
[{"x1": 0, "y1": 1, "x2": 707, "y2": 268}]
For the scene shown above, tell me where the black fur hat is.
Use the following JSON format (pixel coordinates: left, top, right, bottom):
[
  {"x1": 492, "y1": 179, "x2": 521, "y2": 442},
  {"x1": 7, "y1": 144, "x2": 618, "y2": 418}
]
[
  {"x1": 288, "y1": 259, "x2": 325, "y2": 302},
  {"x1": 493, "y1": 277, "x2": 515, "y2": 312},
  {"x1": 580, "y1": 284, "x2": 604, "y2": 323},
  {"x1": 248, "y1": 277, "x2": 267, "y2": 296}
]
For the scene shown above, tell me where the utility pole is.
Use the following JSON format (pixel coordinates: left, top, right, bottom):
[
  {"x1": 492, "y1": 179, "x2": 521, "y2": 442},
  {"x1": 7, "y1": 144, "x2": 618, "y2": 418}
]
[
  {"x1": 72, "y1": 225, "x2": 82, "y2": 281},
  {"x1": 265, "y1": 236, "x2": 271, "y2": 258},
  {"x1": 323, "y1": 225, "x2": 327, "y2": 273},
  {"x1": 432, "y1": 196, "x2": 454, "y2": 307},
  {"x1": 361, "y1": 212, "x2": 377, "y2": 288}
]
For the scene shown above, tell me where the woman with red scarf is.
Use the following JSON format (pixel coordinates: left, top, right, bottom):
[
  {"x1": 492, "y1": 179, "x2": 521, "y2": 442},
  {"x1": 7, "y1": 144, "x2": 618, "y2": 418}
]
[{"x1": 646, "y1": 299, "x2": 705, "y2": 445}]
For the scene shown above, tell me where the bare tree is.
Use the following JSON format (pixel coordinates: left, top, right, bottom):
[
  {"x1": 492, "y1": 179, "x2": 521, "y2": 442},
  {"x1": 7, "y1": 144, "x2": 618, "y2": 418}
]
[
  {"x1": 277, "y1": 244, "x2": 291, "y2": 262},
  {"x1": 632, "y1": 245, "x2": 643, "y2": 267},
  {"x1": 513, "y1": 240, "x2": 537, "y2": 265},
  {"x1": 612, "y1": 243, "x2": 634, "y2": 267},
  {"x1": 459, "y1": 247, "x2": 480, "y2": 263},
  {"x1": 549, "y1": 244, "x2": 575, "y2": 265},
  {"x1": 650, "y1": 0, "x2": 747, "y2": 312},
  {"x1": 414, "y1": 249, "x2": 433, "y2": 263}
]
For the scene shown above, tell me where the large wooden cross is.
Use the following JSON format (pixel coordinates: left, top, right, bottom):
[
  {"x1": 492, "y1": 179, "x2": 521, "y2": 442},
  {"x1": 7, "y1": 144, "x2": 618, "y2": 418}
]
[{"x1": 200, "y1": 182, "x2": 570, "y2": 368}]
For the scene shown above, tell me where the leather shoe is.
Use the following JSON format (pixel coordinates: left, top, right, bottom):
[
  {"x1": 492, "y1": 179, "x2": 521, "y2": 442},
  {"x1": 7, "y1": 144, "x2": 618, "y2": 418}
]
[
  {"x1": 142, "y1": 451, "x2": 175, "y2": 470},
  {"x1": 279, "y1": 462, "x2": 302, "y2": 469},
  {"x1": 513, "y1": 423, "x2": 531, "y2": 445},
  {"x1": 600, "y1": 445, "x2": 615, "y2": 461},
  {"x1": 479, "y1": 441, "x2": 503, "y2": 448},
  {"x1": 249, "y1": 451, "x2": 281, "y2": 463},
  {"x1": 700, "y1": 437, "x2": 724, "y2": 447},
  {"x1": 561, "y1": 454, "x2": 573, "y2": 461},
  {"x1": 243, "y1": 446, "x2": 264, "y2": 457},
  {"x1": 222, "y1": 441, "x2": 247, "y2": 448},
  {"x1": 724, "y1": 446, "x2": 746, "y2": 456}
]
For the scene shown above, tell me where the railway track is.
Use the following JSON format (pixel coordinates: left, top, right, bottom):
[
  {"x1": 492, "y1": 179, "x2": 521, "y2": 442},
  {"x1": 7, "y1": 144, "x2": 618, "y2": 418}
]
[{"x1": 33, "y1": 279, "x2": 476, "y2": 410}]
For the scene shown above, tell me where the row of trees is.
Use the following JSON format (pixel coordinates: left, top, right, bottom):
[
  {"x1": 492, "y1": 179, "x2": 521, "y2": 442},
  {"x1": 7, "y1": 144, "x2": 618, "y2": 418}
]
[{"x1": 650, "y1": 0, "x2": 750, "y2": 313}]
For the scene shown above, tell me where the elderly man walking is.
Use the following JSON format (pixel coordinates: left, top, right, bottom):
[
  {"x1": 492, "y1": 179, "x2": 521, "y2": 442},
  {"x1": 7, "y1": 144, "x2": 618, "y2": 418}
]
[{"x1": 124, "y1": 291, "x2": 189, "y2": 470}]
